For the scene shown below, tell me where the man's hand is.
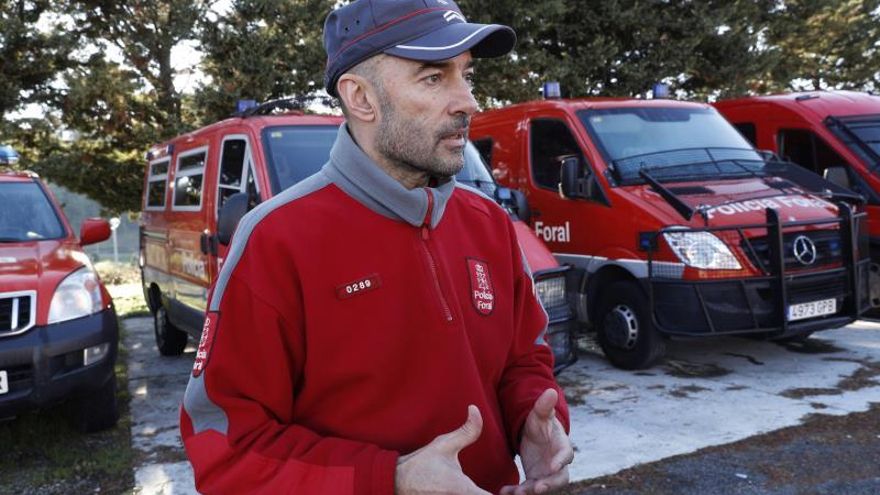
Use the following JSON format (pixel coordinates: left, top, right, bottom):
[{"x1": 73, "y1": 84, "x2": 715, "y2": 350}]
[
  {"x1": 395, "y1": 405, "x2": 491, "y2": 495},
  {"x1": 500, "y1": 389, "x2": 574, "y2": 495}
]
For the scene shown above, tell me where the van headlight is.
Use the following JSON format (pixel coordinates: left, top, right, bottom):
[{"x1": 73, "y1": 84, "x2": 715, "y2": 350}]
[
  {"x1": 48, "y1": 266, "x2": 104, "y2": 324},
  {"x1": 535, "y1": 275, "x2": 567, "y2": 309},
  {"x1": 663, "y1": 231, "x2": 742, "y2": 270}
]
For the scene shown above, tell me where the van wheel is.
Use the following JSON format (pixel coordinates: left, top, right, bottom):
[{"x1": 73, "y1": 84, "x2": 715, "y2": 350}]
[
  {"x1": 155, "y1": 305, "x2": 187, "y2": 356},
  {"x1": 69, "y1": 377, "x2": 119, "y2": 433},
  {"x1": 596, "y1": 281, "x2": 666, "y2": 370}
]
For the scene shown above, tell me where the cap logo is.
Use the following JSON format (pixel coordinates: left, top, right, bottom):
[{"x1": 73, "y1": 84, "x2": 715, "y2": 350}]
[{"x1": 443, "y1": 10, "x2": 465, "y2": 23}]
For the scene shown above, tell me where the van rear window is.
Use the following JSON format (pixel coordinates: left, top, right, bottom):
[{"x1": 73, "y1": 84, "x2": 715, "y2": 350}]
[
  {"x1": 262, "y1": 125, "x2": 340, "y2": 194},
  {"x1": 0, "y1": 182, "x2": 65, "y2": 241}
]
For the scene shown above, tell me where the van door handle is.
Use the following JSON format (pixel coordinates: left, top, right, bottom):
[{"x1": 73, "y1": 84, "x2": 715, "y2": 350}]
[{"x1": 200, "y1": 233, "x2": 218, "y2": 256}]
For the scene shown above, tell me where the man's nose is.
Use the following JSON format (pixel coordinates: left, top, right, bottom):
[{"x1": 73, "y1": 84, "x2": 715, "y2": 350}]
[{"x1": 448, "y1": 76, "x2": 479, "y2": 117}]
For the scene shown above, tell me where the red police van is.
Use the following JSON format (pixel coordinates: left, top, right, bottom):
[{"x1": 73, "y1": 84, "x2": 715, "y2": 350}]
[
  {"x1": 140, "y1": 100, "x2": 577, "y2": 371},
  {"x1": 470, "y1": 91, "x2": 871, "y2": 369},
  {"x1": 715, "y1": 91, "x2": 880, "y2": 306},
  {"x1": 0, "y1": 169, "x2": 119, "y2": 432}
]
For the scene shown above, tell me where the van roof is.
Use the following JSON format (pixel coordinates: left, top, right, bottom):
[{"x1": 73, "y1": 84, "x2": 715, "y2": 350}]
[
  {"x1": 477, "y1": 97, "x2": 712, "y2": 117},
  {"x1": 0, "y1": 170, "x2": 39, "y2": 182},
  {"x1": 147, "y1": 113, "x2": 345, "y2": 156},
  {"x1": 714, "y1": 90, "x2": 880, "y2": 119}
]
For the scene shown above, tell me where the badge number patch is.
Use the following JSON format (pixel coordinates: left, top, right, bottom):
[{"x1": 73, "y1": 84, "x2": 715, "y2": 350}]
[
  {"x1": 192, "y1": 312, "x2": 219, "y2": 378},
  {"x1": 336, "y1": 274, "x2": 382, "y2": 300},
  {"x1": 467, "y1": 258, "x2": 495, "y2": 315}
]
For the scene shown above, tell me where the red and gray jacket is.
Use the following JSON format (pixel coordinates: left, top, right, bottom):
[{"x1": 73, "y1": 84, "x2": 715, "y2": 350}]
[{"x1": 180, "y1": 125, "x2": 569, "y2": 494}]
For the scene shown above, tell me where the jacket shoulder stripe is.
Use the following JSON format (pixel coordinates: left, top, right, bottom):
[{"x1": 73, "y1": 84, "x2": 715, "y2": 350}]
[{"x1": 209, "y1": 171, "x2": 332, "y2": 312}]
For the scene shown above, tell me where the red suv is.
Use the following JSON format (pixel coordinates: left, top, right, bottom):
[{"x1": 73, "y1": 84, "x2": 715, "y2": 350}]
[{"x1": 0, "y1": 170, "x2": 119, "y2": 432}]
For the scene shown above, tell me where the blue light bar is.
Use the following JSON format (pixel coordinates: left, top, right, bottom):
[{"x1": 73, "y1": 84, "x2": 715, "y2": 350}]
[
  {"x1": 543, "y1": 82, "x2": 561, "y2": 99},
  {"x1": 652, "y1": 83, "x2": 670, "y2": 99},
  {"x1": 237, "y1": 100, "x2": 258, "y2": 113},
  {"x1": 0, "y1": 145, "x2": 20, "y2": 165}
]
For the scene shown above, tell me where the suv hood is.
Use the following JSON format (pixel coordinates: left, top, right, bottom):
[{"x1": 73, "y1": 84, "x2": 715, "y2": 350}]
[{"x1": 0, "y1": 239, "x2": 90, "y2": 299}]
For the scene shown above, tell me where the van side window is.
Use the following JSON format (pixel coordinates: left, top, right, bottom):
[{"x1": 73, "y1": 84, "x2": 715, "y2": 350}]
[
  {"x1": 218, "y1": 139, "x2": 247, "y2": 210},
  {"x1": 778, "y1": 129, "x2": 847, "y2": 176},
  {"x1": 146, "y1": 159, "x2": 170, "y2": 209},
  {"x1": 472, "y1": 138, "x2": 494, "y2": 166},
  {"x1": 733, "y1": 122, "x2": 757, "y2": 146},
  {"x1": 530, "y1": 119, "x2": 585, "y2": 190},
  {"x1": 173, "y1": 149, "x2": 207, "y2": 209}
]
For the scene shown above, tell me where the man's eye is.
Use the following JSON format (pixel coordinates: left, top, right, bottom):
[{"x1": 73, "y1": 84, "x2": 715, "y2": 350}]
[
  {"x1": 465, "y1": 72, "x2": 475, "y2": 87},
  {"x1": 425, "y1": 74, "x2": 442, "y2": 85}
]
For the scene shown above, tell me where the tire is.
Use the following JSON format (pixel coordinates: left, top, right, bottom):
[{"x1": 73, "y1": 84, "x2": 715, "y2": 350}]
[
  {"x1": 154, "y1": 305, "x2": 188, "y2": 356},
  {"x1": 596, "y1": 281, "x2": 666, "y2": 370},
  {"x1": 69, "y1": 377, "x2": 119, "y2": 433}
]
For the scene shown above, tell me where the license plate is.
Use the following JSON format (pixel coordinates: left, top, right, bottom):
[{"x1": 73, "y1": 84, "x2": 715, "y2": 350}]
[
  {"x1": 0, "y1": 370, "x2": 7, "y2": 395},
  {"x1": 787, "y1": 298, "x2": 837, "y2": 322}
]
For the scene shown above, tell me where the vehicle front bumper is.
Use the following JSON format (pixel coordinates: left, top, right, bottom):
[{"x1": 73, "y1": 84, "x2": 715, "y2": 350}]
[
  {"x1": 0, "y1": 308, "x2": 119, "y2": 419},
  {"x1": 649, "y1": 265, "x2": 871, "y2": 338}
]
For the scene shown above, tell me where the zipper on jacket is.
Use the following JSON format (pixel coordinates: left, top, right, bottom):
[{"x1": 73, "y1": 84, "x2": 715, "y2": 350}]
[{"x1": 420, "y1": 188, "x2": 453, "y2": 322}]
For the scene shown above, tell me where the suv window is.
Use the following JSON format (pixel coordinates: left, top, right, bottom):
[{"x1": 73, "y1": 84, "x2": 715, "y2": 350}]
[
  {"x1": 145, "y1": 159, "x2": 169, "y2": 209},
  {"x1": 530, "y1": 119, "x2": 584, "y2": 190},
  {"x1": 778, "y1": 129, "x2": 848, "y2": 176},
  {"x1": 0, "y1": 182, "x2": 65, "y2": 241},
  {"x1": 173, "y1": 148, "x2": 207, "y2": 209}
]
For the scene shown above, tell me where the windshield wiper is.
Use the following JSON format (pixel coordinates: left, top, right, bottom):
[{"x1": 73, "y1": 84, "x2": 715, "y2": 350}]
[{"x1": 639, "y1": 169, "x2": 696, "y2": 221}]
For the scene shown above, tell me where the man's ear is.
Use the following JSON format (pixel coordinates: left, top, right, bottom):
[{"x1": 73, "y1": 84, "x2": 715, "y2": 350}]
[{"x1": 337, "y1": 75, "x2": 377, "y2": 123}]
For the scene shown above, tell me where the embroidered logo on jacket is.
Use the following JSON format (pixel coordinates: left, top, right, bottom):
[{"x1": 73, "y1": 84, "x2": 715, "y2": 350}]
[
  {"x1": 192, "y1": 312, "x2": 219, "y2": 378},
  {"x1": 467, "y1": 258, "x2": 494, "y2": 315},
  {"x1": 336, "y1": 274, "x2": 382, "y2": 300}
]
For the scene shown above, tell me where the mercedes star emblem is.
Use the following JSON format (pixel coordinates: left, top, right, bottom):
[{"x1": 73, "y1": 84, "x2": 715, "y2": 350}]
[{"x1": 793, "y1": 235, "x2": 817, "y2": 265}]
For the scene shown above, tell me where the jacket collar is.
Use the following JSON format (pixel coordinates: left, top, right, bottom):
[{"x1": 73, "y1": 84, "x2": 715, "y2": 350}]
[{"x1": 323, "y1": 124, "x2": 455, "y2": 229}]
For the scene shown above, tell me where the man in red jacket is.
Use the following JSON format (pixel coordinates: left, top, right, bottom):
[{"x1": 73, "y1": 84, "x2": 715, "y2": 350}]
[{"x1": 180, "y1": 1, "x2": 573, "y2": 493}]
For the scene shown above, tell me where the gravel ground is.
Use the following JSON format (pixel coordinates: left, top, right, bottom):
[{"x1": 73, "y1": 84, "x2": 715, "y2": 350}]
[{"x1": 560, "y1": 402, "x2": 880, "y2": 495}]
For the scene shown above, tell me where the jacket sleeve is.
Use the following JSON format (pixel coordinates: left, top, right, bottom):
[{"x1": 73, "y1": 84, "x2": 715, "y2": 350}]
[
  {"x1": 497, "y1": 219, "x2": 571, "y2": 452},
  {"x1": 180, "y1": 235, "x2": 398, "y2": 495}
]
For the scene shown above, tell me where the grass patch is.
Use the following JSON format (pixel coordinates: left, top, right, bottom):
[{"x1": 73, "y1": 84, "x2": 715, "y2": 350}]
[
  {"x1": 94, "y1": 261, "x2": 141, "y2": 286},
  {"x1": 0, "y1": 318, "x2": 135, "y2": 494}
]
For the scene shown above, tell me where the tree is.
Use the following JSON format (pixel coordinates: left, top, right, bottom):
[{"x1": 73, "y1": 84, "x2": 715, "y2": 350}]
[
  {"x1": 767, "y1": 0, "x2": 880, "y2": 92},
  {"x1": 194, "y1": 0, "x2": 334, "y2": 124},
  {"x1": 65, "y1": 0, "x2": 210, "y2": 136},
  {"x1": 0, "y1": 0, "x2": 76, "y2": 119},
  {"x1": 459, "y1": 0, "x2": 780, "y2": 104},
  {"x1": 11, "y1": 57, "x2": 160, "y2": 213}
]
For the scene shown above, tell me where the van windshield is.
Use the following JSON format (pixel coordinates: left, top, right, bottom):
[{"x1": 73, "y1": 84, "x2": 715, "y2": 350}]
[
  {"x1": 578, "y1": 107, "x2": 764, "y2": 185},
  {"x1": 262, "y1": 125, "x2": 341, "y2": 194},
  {"x1": 0, "y1": 182, "x2": 65, "y2": 242},
  {"x1": 825, "y1": 114, "x2": 880, "y2": 171}
]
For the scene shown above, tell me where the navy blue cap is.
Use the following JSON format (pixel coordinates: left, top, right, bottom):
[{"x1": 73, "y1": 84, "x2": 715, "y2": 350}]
[{"x1": 323, "y1": 0, "x2": 516, "y2": 97}]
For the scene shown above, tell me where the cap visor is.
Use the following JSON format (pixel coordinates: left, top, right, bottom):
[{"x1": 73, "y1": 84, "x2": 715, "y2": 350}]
[{"x1": 384, "y1": 23, "x2": 515, "y2": 61}]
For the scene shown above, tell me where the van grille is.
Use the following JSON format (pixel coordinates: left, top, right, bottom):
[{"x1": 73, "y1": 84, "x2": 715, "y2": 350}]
[
  {"x1": 0, "y1": 291, "x2": 36, "y2": 336},
  {"x1": 742, "y1": 230, "x2": 842, "y2": 273}
]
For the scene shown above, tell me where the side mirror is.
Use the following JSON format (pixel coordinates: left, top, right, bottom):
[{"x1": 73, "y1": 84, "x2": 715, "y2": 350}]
[
  {"x1": 559, "y1": 157, "x2": 592, "y2": 199},
  {"x1": 493, "y1": 186, "x2": 512, "y2": 204},
  {"x1": 217, "y1": 193, "x2": 250, "y2": 246},
  {"x1": 823, "y1": 166, "x2": 852, "y2": 190},
  {"x1": 80, "y1": 218, "x2": 111, "y2": 246}
]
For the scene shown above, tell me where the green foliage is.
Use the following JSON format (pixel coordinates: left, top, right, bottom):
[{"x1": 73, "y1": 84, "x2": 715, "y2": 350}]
[
  {"x1": 0, "y1": 0, "x2": 77, "y2": 117},
  {"x1": 194, "y1": 0, "x2": 334, "y2": 124},
  {"x1": 767, "y1": 0, "x2": 880, "y2": 91},
  {"x1": 460, "y1": 0, "x2": 783, "y2": 103}
]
